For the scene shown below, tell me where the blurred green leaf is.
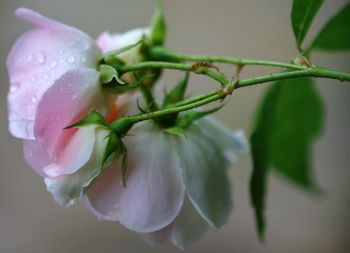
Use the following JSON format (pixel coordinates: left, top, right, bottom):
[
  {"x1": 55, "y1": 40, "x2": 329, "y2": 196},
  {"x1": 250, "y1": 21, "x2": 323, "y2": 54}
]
[
  {"x1": 250, "y1": 77, "x2": 323, "y2": 238},
  {"x1": 291, "y1": 0, "x2": 324, "y2": 49},
  {"x1": 311, "y1": 3, "x2": 350, "y2": 51}
]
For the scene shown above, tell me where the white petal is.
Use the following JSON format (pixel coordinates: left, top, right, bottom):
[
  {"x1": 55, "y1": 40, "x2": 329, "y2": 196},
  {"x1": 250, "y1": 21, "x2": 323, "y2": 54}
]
[
  {"x1": 45, "y1": 127, "x2": 109, "y2": 207},
  {"x1": 86, "y1": 122, "x2": 185, "y2": 233},
  {"x1": 177, "y1": 117, "x2": 246, "y2": 229},
  {"x1": 140, "y1": 197, "x2": 209, "y2": 251}
]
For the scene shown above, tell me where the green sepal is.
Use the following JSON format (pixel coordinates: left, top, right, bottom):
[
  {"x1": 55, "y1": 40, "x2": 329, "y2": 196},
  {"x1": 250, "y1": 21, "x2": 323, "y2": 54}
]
[
  {"x1": 110, "y1": 117, "x2": 136, "y2": 137},
  {"x1": 103, "y1": 73, "x2": 154, "y2": 95},
  {"x1": 119, "y1": 141, "x2": 129, "y2": 187},
  {"x1": 64, "y1": 110, "x2": 109, "y2": 130},
  {"x1": 150, "y1": 3, "x2": 167, "y2": 46},
  {"x1": 104, "y1": 55, "x2": 125, "y2": 66},
  {"x1": 163, "y1": 72, "x2": 189, "y2": 107},
  {"x1": 103, "y1": 39, "x2": 144, "y2": 64},
  {"x1": 139, "y1": 83, "x2": 159, "y2": 112},
  {"x1": 102, "y1": 131, "x2": 122, "y2": 170},
  {"x1": 177, "y1": 102, "x2": 226, "y2": 129},
  {"x1": 99, "y1": 64, "x2": 125, "y2": 84},
  {"x1": 164, "y1": 127, "x2": 186, "y2": 137}
]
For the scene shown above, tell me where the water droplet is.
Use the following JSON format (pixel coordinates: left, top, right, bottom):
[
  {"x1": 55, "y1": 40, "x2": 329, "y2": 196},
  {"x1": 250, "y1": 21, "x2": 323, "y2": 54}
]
[
  {"x1": 59, "y1": 58, "x2": 65, "y2": 64},
  {"x1": 10, "y1": 82, "x2": 20, "y2": 93},
  {"x1": 31, "y1": 76, "x2": 37, "y2": 83},
  {"x1": 50, "y1": 60, "x2": 57, "y2": 69},
  {"x1": 43, "y1": 74, "x2": 49, "y2": 80},
  {"x1": 67, "y1": 83, "x2": 72, "y2": 88},
  {"x1": 36, "y1": 52, "x2": 46, "y2": 64},
  {"x1": 80, "y1": 57, "x2": 86, "y2": 63},
  {"x1": 31, "y1": 95, "x2": 38, "y2": 103},
  {"x1": 71, "y1": 94, "x2": 78, "y2": 100},
  {"x1": 67, "y1": 56, "x2": 75, "y2": 63}
]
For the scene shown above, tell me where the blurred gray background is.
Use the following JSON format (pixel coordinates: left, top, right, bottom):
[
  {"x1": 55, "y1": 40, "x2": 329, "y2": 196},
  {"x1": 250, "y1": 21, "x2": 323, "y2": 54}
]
[{"x1": 0, "y1": 0, "x2": 349, "y2": 252}]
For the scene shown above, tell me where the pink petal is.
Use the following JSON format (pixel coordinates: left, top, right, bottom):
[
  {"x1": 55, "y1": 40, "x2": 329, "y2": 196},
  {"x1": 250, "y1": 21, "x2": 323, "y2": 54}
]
[
  {"x1": 23, "y1": 140, "x2": 50, "y2": 177},
  {"x1": 44, "y1": 126, "x2": 110, "y2": 207},
  {"x1": 34, "y1": 68, "x2": 104, "y2": 162},
  {"x1": 43, "y1": 126, "x2": 96, "y2": 177},
  {"x1": 7, "y1": 8, "x2": 101, "y2": 139},
  {"x1": 15, "y1": 8, "x2": 89, "y2": 35},
  {"x1": 96, "y1": 28, "x2": 149, "y2": 53},
  {"x1": 86, "y1": 123, "x2": 185, "y2": 233}
]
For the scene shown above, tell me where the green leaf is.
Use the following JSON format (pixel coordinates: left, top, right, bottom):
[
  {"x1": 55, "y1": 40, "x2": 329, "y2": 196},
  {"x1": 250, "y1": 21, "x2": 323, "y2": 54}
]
[
  {"x1": 150, "y1": 3, "x2": 167, "y2": 46},
  {"x1": 311, "y1": 3, "x2": 350, "y2": 51},
  {"x1": 65, "y1": 110, "x2": 109, "y2": 129},
  {"x1": 250, "y1": 77, "x2": 324, "y2": 238},
  {"x1": 165, "y1": 127, "x2": 186, "y2": 137},
  {"x1": 99, "y1": 64, "x2": 125, "y2": 84},
  {"x1": 163, "y1": 72, "x2": 189, "y2": 107},
  {"x1": 291, "y1": 0, "x2": 324, "y2": 49}
]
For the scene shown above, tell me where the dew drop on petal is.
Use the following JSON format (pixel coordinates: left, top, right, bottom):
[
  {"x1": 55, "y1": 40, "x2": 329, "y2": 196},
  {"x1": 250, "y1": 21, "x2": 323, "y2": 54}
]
[
  {"x1": 67, "y1": 56, "x2": 75, "y2": 63},
  {"x1": 36, "y1": 52, "x2": 46, "y2": 64},
  {"x1": 10, "y1": 82, "x2": 20, "y2": 93},
  {"x1": 50, "y1": 60, "x2": 57, "y2": 69},
  {"x1": 43, "y1": 74, "x2": 49, "y2": 80},
  {"x1": 31, "y1": 95, "x2": 38, "y2": 104}
]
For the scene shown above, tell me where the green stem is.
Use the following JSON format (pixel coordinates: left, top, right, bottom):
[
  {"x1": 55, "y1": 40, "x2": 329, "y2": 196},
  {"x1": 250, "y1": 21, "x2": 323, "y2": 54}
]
[
  {"x1": 114, "y1": 62, "x2": 228, "y2": 84},
  {"x1": 127, "y1": 93, "x2": 225, "y2": 123},
  {"x1": 117, "y1": 66, "x2": 350, "y2": 125},
  {"x1": 237, "y1": 67, "x2": 350, "y2": 88},
  {"x1": 148, "y1": 46, "x2": 307, "y2": 71}
]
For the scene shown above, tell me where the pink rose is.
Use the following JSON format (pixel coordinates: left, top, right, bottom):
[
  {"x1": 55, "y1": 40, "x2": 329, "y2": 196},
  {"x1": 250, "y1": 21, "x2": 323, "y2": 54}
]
[{"x1": 7, "y1": 8, "x2": 147, "y2": 206}]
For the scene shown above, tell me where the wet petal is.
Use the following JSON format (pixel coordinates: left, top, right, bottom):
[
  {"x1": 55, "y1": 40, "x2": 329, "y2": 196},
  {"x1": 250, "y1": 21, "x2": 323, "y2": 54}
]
[
  {"x1": 44, "y1": 126, "x2": 109, "y2": 207},
  {"x1": 7, "y1": 8, "x2": 101, "y2": 139},
  {"x1": 34, "y1": 68, "x2": 103, "y2": 160}
]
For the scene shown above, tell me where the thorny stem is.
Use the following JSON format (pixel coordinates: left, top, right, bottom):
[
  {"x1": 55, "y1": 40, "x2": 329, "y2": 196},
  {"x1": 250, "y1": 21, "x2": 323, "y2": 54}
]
[
  {"x1": 148, "y1": 46, "x2": 307, "y2": 71},
  {"x1": 110, "y1": 55, "x2": 350, "y2": 125}
]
